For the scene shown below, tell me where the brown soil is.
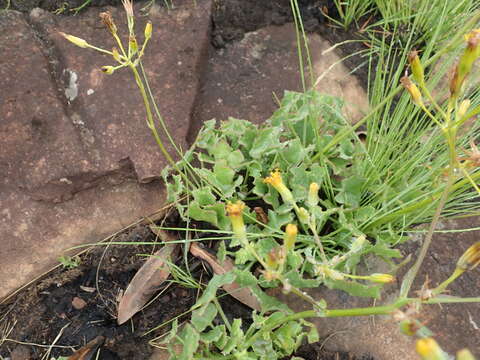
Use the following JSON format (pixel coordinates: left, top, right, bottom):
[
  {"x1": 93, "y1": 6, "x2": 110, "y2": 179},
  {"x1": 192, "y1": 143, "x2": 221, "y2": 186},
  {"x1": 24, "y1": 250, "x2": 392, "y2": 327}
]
[{"x1": 0, "y1": 224, "x2": 196, "y2": 359}]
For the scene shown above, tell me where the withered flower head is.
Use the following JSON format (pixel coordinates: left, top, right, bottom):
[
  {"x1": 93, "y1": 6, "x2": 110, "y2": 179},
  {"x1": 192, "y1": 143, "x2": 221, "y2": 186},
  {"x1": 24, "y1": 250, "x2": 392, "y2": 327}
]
[
  {"x1": 122, "y1": 0, "x2": 134, "y2": 18},
  {"x1": 465, "y1": 29, "x2": 480, "y2": 51},
  {"x1": 401, "y1": 76, "x2": 423, "y2": 106},
  {"x1": 99, "y1": 12, "x2": 117, "y2": 34}
]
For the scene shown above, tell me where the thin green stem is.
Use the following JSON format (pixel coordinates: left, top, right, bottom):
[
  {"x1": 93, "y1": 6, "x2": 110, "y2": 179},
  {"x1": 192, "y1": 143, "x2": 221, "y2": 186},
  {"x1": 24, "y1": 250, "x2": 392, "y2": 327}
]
[
  {"x1": 431, "y1": 268, "x2": 464, "y2": 296},
  {"x1": 86, "y1": 44, "x2": 114, "y2": 56},
  {"x1": 424, "y1": 296, "x2": 480, "y2": 304},
  {"x1": 400, "y1": 110, "x2": 457, "y2": 296},
  {"x1": 420, "y1": 83, "x2": 448, "y2": 120},
  {"x1": 290, "y1": 0, "x2": 306, "y2": 92},
  {"x1": 130, "y1": 65, "x2": 176, "y2": 167},
  {"x1": 460, "y1": 166, "x2": 480, "y2": 196},
  {"x1": 213, "y1": 298, "x2": 232, "y2": 332},
  {"x1": 286, "y1": 283, "x2": 321, "y2": 309},
  {"x1": 400, "y1": 169, "x2": 454, "y2": 297},
  {"x1": 420, "y1": 104, "x2": 443, "y2": 127}
]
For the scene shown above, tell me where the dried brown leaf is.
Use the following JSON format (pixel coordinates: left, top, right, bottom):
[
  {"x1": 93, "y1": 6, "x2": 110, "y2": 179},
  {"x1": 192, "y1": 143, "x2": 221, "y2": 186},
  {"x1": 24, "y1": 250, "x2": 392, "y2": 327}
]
[
  {"x1": 190, "y1": 243, "x2": 261, "y2": 311},
  {"x1": 67, "y1": 336, "x2": 104, "y2": 360},
  {"x1": 117, "y1": 229, "x2": 179, "y2": 325}
]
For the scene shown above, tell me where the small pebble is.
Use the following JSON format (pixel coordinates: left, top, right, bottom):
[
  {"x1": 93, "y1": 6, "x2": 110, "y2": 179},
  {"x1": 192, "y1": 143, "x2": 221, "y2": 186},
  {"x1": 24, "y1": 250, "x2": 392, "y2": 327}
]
[{"x1": 72, "y1": 296, "x2": 87, "y2": 310}]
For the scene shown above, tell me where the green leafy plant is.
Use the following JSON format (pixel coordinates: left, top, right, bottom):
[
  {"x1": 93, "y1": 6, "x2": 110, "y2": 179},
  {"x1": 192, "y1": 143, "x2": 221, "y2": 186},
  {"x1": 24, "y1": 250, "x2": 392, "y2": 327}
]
[
  {"x1": 59, "y1": 1, "x2": 480, "y2": 358},
  {"x1": 58, "y1": 255, "x2": 80, "y2": 269}
]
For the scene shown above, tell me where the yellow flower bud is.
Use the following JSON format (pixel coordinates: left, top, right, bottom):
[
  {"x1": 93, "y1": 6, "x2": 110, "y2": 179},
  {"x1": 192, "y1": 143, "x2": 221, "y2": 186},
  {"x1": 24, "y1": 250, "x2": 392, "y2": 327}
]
[
  {"x1": 458, "y1": 99, "x2": 471, "y2": 120},
  {"x1": 350, "y1": 235, "x2": 366, "y2": 253},
  {"x1": 401, "y1": 76, "x2": 423, "y2": 106},
  {"x1": 451, "y1": 29, "x2": 480, "y2": 99},
  {"x1": 145, "y1": 21, "x2": 152, "y2": 40},
  {"x1": 101, "y1": 66, "x2": 115, "y2": 75},
  {"x1": 457, "y1": 349, "x2": 476, "y2": 360},
  {"x1": 399, "y1": 319, "x2": 420, "y2": 336},
  {"x1": 297, "y1": 207, "x2": 310, "y2": 224},
  {"x1": 319, "y1": 266, "x2": 345, "y2": 281},
  {"x1": 367, "y1": 273, "x2": 395, "y2": 284},
  {"x1": 266, "y1": 247, "x2": 285, "y2": 270},
  {"x1": 112, "y1": 47, "x2": 121, "y2": 62},
  {"x1": 416, "y1": 338, "x2": 447, "y2": 360},
  {"x1": 263, "y1": 169, "x2": 294, "y2": 204},
  {"x1": 308, "y1": 182, "x2": 320, "y2": 207},
  {"x1": 129, "y1": 35, "x2": 138, "y2": 55},
  {"x1": 456, "y1": 241, "x2": 480, "y2": 271},
  {"x1": 262, "y1": 270, "x2": 280, "y2": 282},
  {"x1": 284, "y1": 224, "x2": 297, "y2": 252},
  {"x1": 59, "y1": 32, "x2": 88, "y2": 48},
  {"x1": 226, "y1": 201, "x2": 247, "y2": 244},
  {"x1": 408, "y1": 50, "x2": 425, "y2": 86}
]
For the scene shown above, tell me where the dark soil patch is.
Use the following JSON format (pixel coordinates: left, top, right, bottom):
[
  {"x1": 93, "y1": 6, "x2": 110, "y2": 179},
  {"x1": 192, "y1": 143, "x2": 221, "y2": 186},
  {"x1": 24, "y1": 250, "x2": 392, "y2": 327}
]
[
  {"x1": 0, "y1": 225, "x2": 198, "y2": 359},
  {"x1": 0, "y1": 222, "x2": 372, "y2": 360},
  {"x1": 294, "y1": 343, "x2": 375, "y2": 360}
]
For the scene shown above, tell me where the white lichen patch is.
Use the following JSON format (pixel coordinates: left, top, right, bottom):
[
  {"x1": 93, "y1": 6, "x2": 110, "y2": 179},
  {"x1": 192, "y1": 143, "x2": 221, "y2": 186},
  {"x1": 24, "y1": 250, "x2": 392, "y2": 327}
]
[{"x1": 64, "y1": 69, "x2": 79, "y2": 101}]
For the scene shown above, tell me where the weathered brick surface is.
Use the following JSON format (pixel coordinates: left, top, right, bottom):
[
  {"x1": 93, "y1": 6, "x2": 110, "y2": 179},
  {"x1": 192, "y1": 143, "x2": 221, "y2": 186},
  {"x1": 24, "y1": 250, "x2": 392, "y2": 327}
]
[
  {"x1": 191, "y1": 22, "x2": 368, "y2": 141},
  {"x1": 0, "y1": 0, "x2": 212, "y2": 300}
]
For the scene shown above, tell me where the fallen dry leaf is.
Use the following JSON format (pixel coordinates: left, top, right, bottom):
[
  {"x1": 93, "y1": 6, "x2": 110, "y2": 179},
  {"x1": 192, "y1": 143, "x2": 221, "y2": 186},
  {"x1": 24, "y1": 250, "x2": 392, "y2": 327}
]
[
  {"x1": 190, "y1": 242, "x2": 261, "y2": 311},
  {"x1": 67, "y1": 336, "x2": 104, "y2": 360},
  {"x1": 117, "y1": 229, "x2": 179, "y2": 325},
  {"x1": 79, "y1": 285, "x2": 96, "y2": 293}
]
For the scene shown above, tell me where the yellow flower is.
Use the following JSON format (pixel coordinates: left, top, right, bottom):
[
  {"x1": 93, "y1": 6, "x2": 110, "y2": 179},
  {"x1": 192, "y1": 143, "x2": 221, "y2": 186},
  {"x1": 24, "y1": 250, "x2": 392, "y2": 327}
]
[
  {"x1": 226, "y1": 201, "x2": 247, "y2": 244},
  {"x1": 263, "y1": 169, "x2": 294, "y2": 203},
  {"x1": 284, "y1": 224, "x2": 297, "y2": 252},
  {"x1": 226, "y1": 200, "x2": 245, "y2": 217},
  {"x1": 416, "y1": 338, "x2": 447, "y2": 360}
]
